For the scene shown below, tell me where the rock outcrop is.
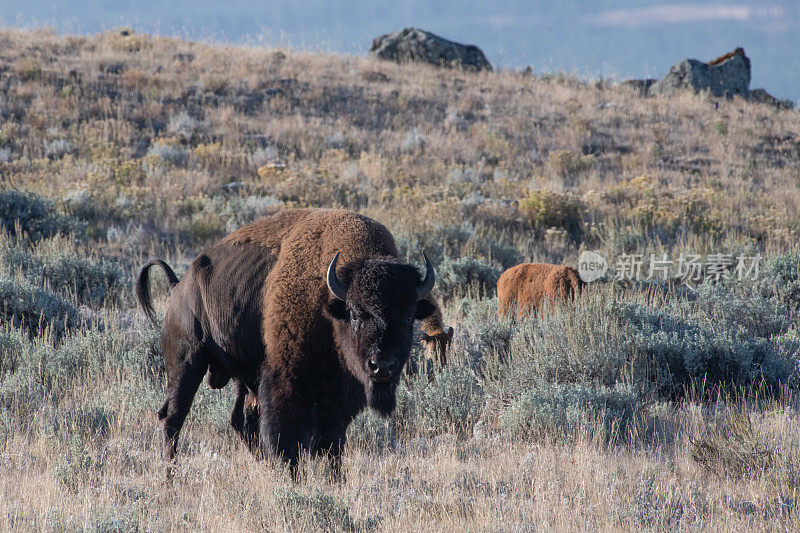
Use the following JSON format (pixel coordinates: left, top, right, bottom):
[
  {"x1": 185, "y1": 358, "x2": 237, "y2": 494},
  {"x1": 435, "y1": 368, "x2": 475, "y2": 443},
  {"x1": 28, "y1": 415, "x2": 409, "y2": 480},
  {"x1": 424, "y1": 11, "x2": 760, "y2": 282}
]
[
  {"x1": 648, "y1": 47, "x2": 750, "y2": 98},
  {"x1": 747, "y1": 88, "x2": 795, "y2": 109},
  {"x1": 619, "y1": 48, "x2": 793, "y2": 108},
  {"x1": 619, "y1": 78, "x2": 658, "y2": 96},
  {"x1": 369, "y1": 28, "x2": 491, "y2": 72}
]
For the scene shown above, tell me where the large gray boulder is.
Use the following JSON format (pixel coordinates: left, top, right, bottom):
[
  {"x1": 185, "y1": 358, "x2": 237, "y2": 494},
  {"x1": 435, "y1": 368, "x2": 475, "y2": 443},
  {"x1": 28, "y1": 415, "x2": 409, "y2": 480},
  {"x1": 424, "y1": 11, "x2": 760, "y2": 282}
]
[
  {"x1": 649, "y1": 48, "x2": 750, "y2": 98},
  {"x1": 370, "y1": 28, "x2": 491, "y2": 72}
]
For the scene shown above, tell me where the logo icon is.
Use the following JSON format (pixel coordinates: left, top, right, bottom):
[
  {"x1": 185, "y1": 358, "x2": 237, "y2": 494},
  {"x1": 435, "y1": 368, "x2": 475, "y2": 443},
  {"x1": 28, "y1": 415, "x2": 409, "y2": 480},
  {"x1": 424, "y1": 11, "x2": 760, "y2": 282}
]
[{"x1": 578, "y1": 251, "x2": 608, "y2": 282}]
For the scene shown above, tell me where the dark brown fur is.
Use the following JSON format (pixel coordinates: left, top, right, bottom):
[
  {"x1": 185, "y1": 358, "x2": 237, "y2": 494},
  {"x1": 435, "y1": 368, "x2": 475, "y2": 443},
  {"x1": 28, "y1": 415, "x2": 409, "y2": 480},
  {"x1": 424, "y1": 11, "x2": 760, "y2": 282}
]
[
  {"x1": 497, "y1": 263, "x2": 584, "y2": 318},
  {"x1": 136, "y1": 209, "x2": 439, "y2": 478}
]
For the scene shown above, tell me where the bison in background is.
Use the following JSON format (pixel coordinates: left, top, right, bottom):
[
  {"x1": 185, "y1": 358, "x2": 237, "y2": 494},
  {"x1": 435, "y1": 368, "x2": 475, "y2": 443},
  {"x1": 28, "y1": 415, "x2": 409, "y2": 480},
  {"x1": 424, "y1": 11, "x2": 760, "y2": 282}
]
[
  {"x1": 404, "y1": 306, "x2": 454, "y2": 377},
  {"x1": 497, "y1": 263, "x2": 584, "y2": 318},
  {"x1": 419, "y1": 306, "x2": 454, "y2": 367},
  {"x1": 136, "y1": 209, "x2": 442, "y2": 479}
]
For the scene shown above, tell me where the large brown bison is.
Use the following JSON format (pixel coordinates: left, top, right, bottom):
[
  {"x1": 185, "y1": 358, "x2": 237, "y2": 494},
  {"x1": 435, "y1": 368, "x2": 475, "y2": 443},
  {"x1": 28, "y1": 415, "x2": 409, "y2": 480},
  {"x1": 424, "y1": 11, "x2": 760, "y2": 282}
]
[
  {"x1": 497, "y1": 263, "x2": 584, "y2": 318},
  {"x1": 136, "y1": 209, "x2": 443, "y2": 477}
]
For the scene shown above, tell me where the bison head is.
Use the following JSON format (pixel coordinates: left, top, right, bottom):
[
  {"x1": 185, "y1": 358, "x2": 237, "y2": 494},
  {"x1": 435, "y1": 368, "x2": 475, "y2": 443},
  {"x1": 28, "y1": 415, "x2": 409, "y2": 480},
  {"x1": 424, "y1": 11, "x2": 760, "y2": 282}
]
[
  {"x1": 325, "y1": 252, "x2": 436, "y2": 416},
  {"x1": 421, "y1": 326, "x2": 454, "y2": 366}
]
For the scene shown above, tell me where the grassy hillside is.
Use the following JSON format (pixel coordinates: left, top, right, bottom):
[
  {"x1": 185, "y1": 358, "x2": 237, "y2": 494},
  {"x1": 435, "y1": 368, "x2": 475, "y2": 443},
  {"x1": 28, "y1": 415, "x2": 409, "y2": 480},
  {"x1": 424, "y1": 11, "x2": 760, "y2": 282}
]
[{"x1": 1, "y1": 28, "x2": 800, "y2": 530}]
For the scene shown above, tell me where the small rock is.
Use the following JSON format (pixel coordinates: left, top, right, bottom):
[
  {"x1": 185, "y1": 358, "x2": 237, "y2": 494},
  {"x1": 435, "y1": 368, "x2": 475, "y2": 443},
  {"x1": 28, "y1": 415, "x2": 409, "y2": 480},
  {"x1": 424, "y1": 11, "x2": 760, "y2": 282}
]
[
  {"x1": 747, "y1": 88, "x2": 795, "y2": 110},
  {"x1": 270, "y1": 51, "x2": 287, "y2": 67},
  {"x1": 619, "y1": 78, "x2": 658, "y2": 96},
  {"x1": 103, "y1": 62, "x2": 125, "y2": 74},
  {"x1": 401, "y1": 128, "x2": 426, "y2": 154},
  {"x1": 172, "y1": 53, "x2": 195, "y2": 65},
  {"x1": 361, "y1": 70, "x2": 389, "y2": 83},
  {"x1": 222, "y1": 181, "x2": 245, "y2": 193}
]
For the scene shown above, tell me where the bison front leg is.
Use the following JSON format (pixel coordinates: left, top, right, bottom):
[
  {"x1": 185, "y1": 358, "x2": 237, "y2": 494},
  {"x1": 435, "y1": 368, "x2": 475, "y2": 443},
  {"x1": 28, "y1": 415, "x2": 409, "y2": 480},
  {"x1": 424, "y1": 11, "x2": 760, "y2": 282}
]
[
  {"x1": 317, "y1": 426, "x2": 347, "y2": 482},
  {"x1": 258, "y1": 385, "x2": 305, "y2": 479}
]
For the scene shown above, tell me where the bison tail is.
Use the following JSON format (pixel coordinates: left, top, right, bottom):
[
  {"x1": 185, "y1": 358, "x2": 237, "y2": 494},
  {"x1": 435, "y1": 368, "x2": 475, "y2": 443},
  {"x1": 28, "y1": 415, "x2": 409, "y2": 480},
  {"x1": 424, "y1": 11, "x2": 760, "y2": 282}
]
[{"x1": 136, "y1": 259, "x2": 180, "y2": 326}]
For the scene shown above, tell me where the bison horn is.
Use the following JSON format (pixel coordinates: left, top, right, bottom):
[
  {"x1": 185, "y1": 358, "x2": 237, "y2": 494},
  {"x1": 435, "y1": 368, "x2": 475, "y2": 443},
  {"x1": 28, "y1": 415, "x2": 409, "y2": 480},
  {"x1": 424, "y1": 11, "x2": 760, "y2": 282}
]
[
  {"x1": 326, "y1": 252, "x2": 349, "y2": 301},
  {"x1": 417, "y1": 252, "x2": 435, "y2": 299}
]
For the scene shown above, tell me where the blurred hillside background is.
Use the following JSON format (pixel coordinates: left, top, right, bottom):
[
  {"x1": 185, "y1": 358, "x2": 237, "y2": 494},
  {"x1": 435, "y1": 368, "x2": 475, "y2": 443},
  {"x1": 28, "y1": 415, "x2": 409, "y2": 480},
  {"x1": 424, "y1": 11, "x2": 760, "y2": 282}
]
[{"x1": 3, "y1": 1, "x2": 799, "y2": 102}]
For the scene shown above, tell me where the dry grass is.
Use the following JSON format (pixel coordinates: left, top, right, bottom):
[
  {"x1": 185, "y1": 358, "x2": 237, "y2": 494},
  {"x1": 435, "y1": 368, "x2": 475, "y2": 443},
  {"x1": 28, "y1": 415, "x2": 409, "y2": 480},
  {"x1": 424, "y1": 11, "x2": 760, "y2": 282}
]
[
  {"x1": 1, "y1": 27, "x2": 800, "y2": 531},
  {"x1": 3, "y1": 389, "x2": 800, "y2": 531}
]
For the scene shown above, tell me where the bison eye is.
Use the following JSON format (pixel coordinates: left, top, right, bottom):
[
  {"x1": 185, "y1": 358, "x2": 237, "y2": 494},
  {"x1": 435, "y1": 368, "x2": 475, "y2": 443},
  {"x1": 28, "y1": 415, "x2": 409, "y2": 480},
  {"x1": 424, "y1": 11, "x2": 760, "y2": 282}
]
[{"x1": 350, "y1": 309, "x2": 370, "y2": 330}]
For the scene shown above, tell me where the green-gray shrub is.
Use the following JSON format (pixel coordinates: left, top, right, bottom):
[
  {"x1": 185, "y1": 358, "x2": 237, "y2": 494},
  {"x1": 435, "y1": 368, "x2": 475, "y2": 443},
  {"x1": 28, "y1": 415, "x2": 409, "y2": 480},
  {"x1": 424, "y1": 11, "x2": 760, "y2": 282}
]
[
  {"x1": 454, "y1": 297, "x2": 515, "y2": 373},
  {"x1": 44, "y1": 139, "x2": 73, "y2": 159},
  {"x1": 465, "y1": 223, "x2": 522, "y2": 268},
  {"x1": 393, "y1": 223, "x2": 472, "y2": 265},
  {"x1": 500, "y1": 381, "x2": 639, "y2": 443},
  {"x1": 145, "y1": 142, "x2": 187, "y2": 166},
  {"x1": 1, "y1": 326, "x2": 153, "y2": 400},
  {"x1": 483, "y1": 283, "x2": 798, "y2": 411},
  {"x1": 345, "y1": 409, "x2": 396, "y2": 453},
  {"x1": 619, "y1": 298, "x2": 796, "y2": 395},
  {"x1": 1, "y1": 242, "x2": 125, "y2": 304},
  {"x1": 496, "y1": 296, "x2": 629, "y2": 392},
  {"x1": 274, "y1": 489, "x2": 377, "y2": 532},
  {"x1": 397, "y1": 364, "x2": 484, "y2": 438},
  {"x1": 758, "y1": 251, "x2": 800, "y2": 316},
  {"x1": 53, "y1": 406, "x2": 115, "y2": 440},
  {"x1": 0, "y1": 329, "x2": 24, "y2": 376},
  {"x1": 693, "y1": 281, "x2": 791, "y2": 339},
  {"x1": 52, "y1": 434, "x2": 98, "y2": 492},
  {"x1": 436, "y1": 256, "x2": 501, "y2": 299},
  {"x1": 167, "y1": 111, "x2": 208, "y2": 142},
  {"x1": 0, "y1": 190, "x2": 84, "y2": 240},
  {"x1": 86, "y1": 506, "x2": 140, "y2": 533},
  {"x1": 0, "y1": 277, "x2": 79, "y2": 336}
]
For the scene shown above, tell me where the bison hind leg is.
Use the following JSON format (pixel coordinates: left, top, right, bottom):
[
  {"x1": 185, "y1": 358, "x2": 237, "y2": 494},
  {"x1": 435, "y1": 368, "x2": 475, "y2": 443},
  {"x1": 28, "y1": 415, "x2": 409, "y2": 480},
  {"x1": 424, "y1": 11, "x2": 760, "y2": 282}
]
[
  {"x1": 242, "y1": 395, "x2": 261, "y2": 452},
  {"x1": 157, "y1": 400, "x2": 168, "y2": 422},
  {"x1": 230, "y1": 380, "x2": 261, "y2": 453}
]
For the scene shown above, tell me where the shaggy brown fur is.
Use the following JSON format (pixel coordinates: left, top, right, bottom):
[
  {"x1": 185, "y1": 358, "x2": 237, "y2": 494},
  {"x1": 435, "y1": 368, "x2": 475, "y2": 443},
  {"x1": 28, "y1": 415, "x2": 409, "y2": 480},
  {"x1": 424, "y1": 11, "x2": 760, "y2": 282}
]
[
  {"x1": 708, "y1": 47, "x2": 746, "y2": 66},
  {"x1": 136, "y1": 208, "x2": 440, "y2": 478},
  {"x1": 497, "y1": 263, "x2": 584, "y2": 318}
]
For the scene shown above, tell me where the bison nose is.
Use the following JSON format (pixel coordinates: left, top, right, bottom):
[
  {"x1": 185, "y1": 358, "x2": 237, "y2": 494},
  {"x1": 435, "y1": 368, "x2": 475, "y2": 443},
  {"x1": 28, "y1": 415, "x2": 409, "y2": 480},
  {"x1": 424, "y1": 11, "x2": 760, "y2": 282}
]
[{"x1": 368, "y1": 359, "x2": 396, "y2": 380}]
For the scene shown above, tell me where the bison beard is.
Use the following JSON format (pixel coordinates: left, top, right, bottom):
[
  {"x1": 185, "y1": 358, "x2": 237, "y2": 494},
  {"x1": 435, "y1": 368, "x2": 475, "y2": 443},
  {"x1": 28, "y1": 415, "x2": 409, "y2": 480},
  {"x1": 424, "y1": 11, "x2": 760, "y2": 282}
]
[
  {"x1": 136, "y1": 209, "x2": 439, "y2": 480},
  {"x1": 368, "y1": 382, "x2": 397, "y2": 416}
]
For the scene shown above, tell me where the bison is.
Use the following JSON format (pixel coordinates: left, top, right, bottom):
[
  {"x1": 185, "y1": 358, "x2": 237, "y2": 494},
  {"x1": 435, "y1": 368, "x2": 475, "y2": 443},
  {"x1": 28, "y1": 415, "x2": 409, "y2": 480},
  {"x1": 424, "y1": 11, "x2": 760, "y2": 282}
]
[
  {"x1": 497, "y1": 263, "x2": 584, "y2": 318},
  {"x1": 418, "y1": 307, "x2": 454, "y2": 367},
  {"x1": 136, "y1": 208, "x2": 445, "y2": 478}
]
